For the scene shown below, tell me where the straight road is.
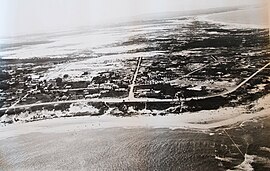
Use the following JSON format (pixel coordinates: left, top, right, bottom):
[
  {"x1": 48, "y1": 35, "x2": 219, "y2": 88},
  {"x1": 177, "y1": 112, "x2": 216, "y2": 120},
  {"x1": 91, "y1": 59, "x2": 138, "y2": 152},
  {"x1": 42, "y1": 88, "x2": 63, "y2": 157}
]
[{"x1": 128, "y1": 57, "x2": 142, "y2": 99}]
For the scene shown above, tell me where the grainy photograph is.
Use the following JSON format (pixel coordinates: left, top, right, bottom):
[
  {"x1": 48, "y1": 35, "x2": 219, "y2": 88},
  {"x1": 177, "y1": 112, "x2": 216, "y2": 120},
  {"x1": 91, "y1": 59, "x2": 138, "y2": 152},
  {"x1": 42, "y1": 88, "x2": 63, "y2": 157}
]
[{"x1": 0, "y1": 0, "x2": 269, "y2": 170}]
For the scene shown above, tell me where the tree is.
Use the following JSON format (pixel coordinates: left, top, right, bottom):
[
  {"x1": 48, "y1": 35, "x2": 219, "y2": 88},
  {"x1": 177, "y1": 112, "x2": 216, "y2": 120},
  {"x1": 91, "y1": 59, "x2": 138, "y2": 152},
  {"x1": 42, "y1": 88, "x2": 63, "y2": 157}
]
[
  {"x1": 56, "y1": 77, "x2": 63, "y2": 86},
  {"x1": 63, "y1": 74, "x2": 69, "y2": 79}
]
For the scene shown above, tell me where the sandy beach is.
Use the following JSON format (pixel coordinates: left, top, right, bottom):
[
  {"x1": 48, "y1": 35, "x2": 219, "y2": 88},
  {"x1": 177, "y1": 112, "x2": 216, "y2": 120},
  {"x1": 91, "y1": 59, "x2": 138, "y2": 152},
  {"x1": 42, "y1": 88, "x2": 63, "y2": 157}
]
[
  {"x1": 1, "y1": 93, "x2": 270, "y2": 140},
  {"x1": 1, "y1": 103, "x2": 270, "y2": 170}
]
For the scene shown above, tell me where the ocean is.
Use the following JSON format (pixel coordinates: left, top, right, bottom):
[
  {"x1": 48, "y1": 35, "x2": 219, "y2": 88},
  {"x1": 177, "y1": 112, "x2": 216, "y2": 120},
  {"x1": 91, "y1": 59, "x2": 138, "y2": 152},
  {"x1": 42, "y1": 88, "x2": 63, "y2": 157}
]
[{"x1": 1, "y1": 119, "x2": 270, "y2": 171}]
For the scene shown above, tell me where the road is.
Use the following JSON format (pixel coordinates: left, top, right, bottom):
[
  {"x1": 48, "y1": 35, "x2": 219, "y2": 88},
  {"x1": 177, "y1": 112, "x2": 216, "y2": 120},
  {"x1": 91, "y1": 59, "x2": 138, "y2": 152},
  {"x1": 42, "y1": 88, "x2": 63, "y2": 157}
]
[
  {"x1": 0, "y1": 62, "x2": 269, "y2": 112},
  {"x1": 223, "y1": 62, "x2": 270, "y2": 94},
  {"x1": 3, "y1": 93, "x2": 29, "y2": 114},
  {"x1": 180, "y1": 63, "x2": 210, "y2": 79},
  {"x1": 128, "y1": 57, "x2": 142, "y2": 99},
  {"x1": 44, "y1": 57, "x2": 215, "y2": 93},
  {"x1": 173, "y1": 55, "x2": 218, "y2": 81}
]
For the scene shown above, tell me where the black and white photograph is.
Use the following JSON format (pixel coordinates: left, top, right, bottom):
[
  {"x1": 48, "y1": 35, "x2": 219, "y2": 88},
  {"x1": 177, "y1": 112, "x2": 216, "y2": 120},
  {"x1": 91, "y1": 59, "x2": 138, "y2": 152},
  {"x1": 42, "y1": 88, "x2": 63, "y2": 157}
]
[{"x1": 0, "y1": 0, "x2": 270, "y2": 170}]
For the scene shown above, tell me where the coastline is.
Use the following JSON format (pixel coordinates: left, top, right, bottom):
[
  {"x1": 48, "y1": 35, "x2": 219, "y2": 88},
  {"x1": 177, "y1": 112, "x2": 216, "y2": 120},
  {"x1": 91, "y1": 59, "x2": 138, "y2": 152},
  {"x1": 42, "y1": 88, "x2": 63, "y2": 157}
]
[
  {"x1": 0, "y1": 6, "x2": 270, "y2": 170},
  {"x1": 200, "y1": 6, "x2": 269, "y2": 29},
  {"x1": 0, "y1": 93, "x2": 270, "y2": 140},
  {"x1": 0, "y1": 5, "x2": 269, "y2": 139}
]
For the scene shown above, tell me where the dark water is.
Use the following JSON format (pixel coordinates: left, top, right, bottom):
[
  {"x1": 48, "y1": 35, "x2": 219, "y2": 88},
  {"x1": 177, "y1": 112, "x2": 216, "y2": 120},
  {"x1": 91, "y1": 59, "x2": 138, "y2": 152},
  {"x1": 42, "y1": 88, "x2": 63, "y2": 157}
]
[
  {"x1": 1, "y1": 119, "x2": 270, "y2": 171},
  {"x1": 0, "y1": 128, "x2": 220, "y2": 171}
]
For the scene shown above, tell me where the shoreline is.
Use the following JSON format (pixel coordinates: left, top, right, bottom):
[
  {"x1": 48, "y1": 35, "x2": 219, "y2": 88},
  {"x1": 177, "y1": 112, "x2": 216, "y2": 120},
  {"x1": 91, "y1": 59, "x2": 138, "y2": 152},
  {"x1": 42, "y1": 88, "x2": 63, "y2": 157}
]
[
  {"x1": 0, "y1": 94, "x2": 269, "y2": 140},
  {"x1": 0, "y1": 5, "x2": 269, "y2": 171},
  {"x1": 200, "y1": 7, "x2": 269, "y2": 29},
  {"x1": 0, "y1": 6, "x2": 269, "y2": 140}
]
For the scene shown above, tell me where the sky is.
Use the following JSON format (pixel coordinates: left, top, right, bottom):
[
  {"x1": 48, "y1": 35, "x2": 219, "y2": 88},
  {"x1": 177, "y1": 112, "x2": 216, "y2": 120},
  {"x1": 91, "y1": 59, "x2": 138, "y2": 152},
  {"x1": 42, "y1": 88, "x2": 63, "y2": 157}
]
[{"x1": 0, "y1": 0, "x2": 265, "y2": 37}]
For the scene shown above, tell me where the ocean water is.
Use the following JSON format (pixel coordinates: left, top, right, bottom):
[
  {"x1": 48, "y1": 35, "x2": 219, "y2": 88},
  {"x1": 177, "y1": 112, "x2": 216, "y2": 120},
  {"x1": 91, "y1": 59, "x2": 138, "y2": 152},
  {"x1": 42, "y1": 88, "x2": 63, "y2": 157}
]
[
  {"x1": 0, "y1": 128, "x2": 223, "y2": 170},
  {"x1": 1, "y1": 120, "x2": 270, "y2": 171}
]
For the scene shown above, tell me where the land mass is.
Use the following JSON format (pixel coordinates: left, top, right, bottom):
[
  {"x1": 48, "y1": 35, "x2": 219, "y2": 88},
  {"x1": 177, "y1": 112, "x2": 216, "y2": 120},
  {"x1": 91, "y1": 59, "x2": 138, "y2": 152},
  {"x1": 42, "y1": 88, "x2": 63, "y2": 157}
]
[{"x1": 0, "y1": 6, "x2": 270, "y2": 170}]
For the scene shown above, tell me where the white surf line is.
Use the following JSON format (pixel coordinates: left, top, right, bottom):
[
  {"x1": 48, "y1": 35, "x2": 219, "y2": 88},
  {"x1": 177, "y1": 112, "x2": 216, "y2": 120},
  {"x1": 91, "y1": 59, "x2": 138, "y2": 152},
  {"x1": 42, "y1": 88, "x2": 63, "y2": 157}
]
[
  {"x1": 128, "y1": 57, "x2": 142, "y2": 99},
  {"x1": 0, "y1": 61, "x2": 269, "y2": 111},
  {"x1": 224, "y1": 129, "x2": 245, "y2": 158}
]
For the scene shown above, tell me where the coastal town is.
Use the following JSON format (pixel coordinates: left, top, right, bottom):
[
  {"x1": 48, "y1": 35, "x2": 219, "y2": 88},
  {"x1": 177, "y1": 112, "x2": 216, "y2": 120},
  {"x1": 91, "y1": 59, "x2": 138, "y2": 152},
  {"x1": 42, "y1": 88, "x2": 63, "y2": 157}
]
[
  {"x1": 0, "y1": 18, "x2": 269, "y2": 124},
  {"x1": 1, "y1": 1, "x2": 270, "y2": 170}
]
